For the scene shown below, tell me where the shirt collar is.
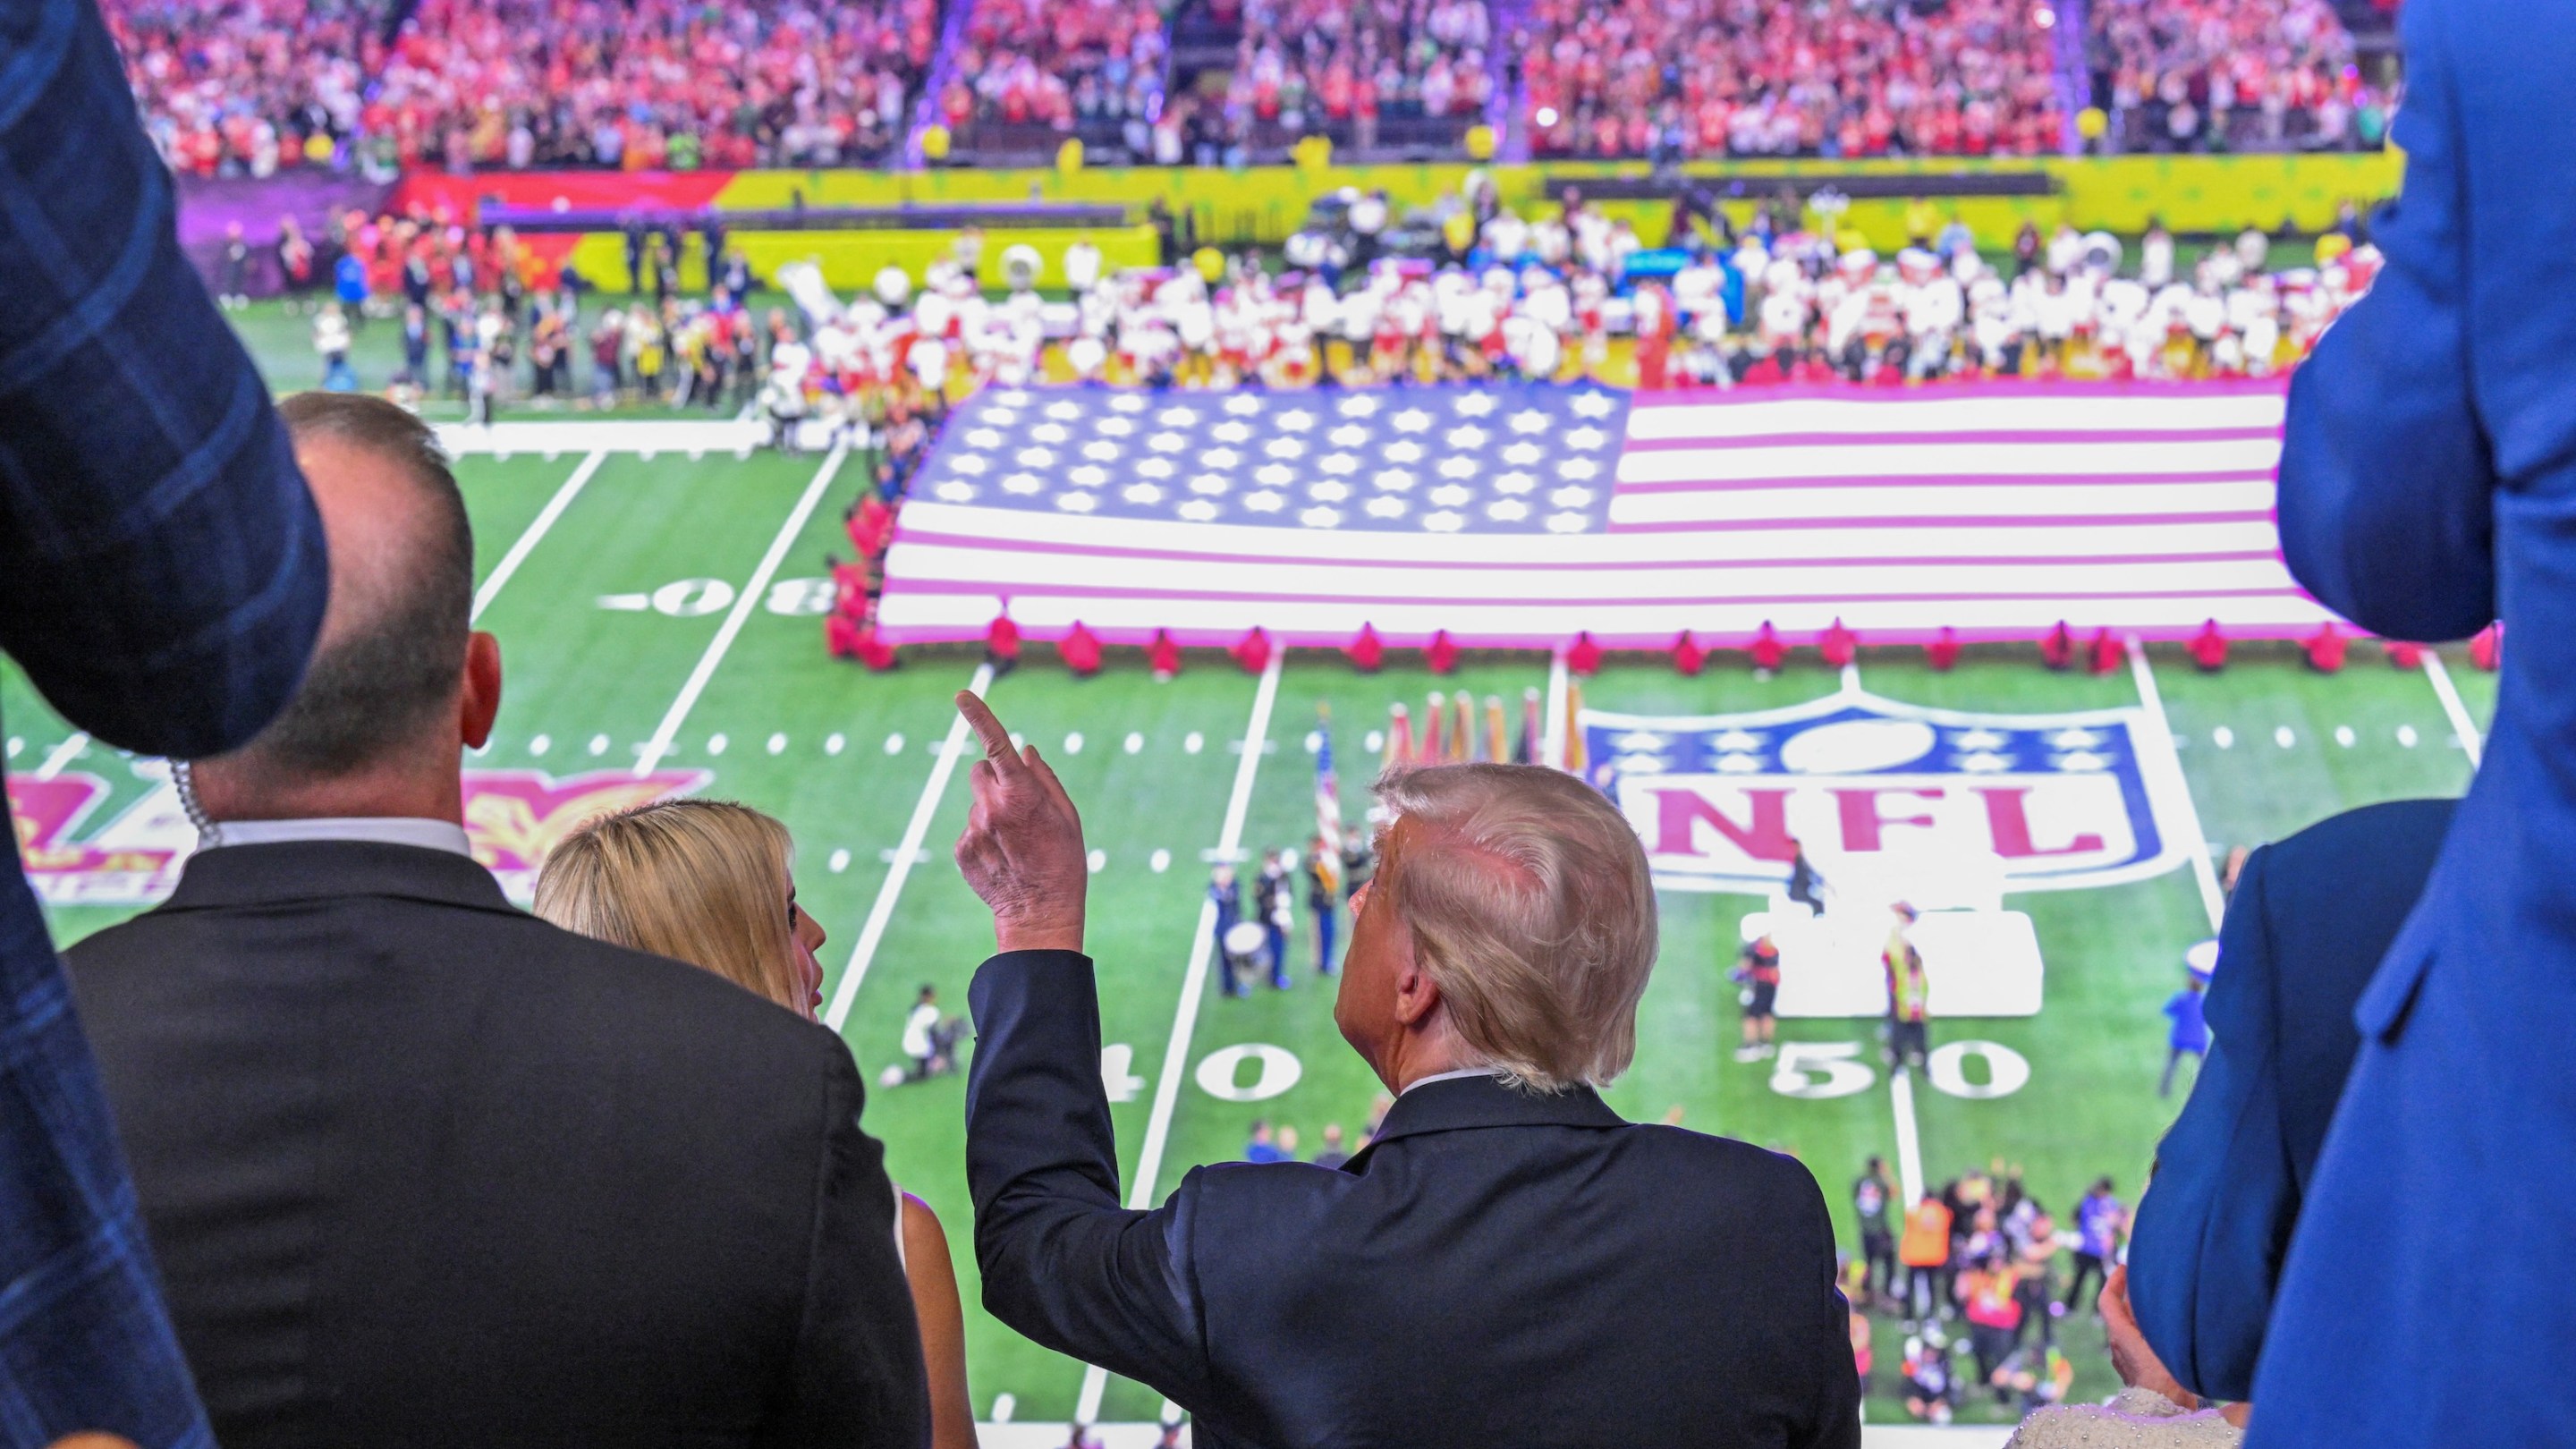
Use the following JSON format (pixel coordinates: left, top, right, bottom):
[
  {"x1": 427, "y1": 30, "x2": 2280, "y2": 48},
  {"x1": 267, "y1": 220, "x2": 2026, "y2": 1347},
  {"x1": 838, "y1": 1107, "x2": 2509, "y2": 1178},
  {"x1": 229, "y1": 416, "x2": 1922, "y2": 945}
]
[
  {"x1": 200, "y1": 816, "x2": 474, "y2": 857},
  {"x1": 1400, "y1": 1066, "x2": 1507, "y2": 1096}
]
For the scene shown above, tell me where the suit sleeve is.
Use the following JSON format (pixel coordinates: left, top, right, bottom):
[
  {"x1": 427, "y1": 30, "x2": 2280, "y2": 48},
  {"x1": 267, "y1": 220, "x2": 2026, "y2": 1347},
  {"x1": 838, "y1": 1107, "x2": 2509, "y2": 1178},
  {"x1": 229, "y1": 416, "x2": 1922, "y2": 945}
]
[
  {"x1": 965, "y1": 951, "x2": 1213, "y2": 1405},
  {"x1": 0, "y1": 0, "x2": 326, "y2": 758},
  {"x1": 2275, "y1": 0, "x2": 2495, "y2": 644},
  {"x1": 774, "y1": 1041, "x2": 933, "y2": 1449},
  {"x1": 2127, "y1": 844, "x2": 2292, "y2": 1403},
  {"x1": 1787, "y1": 1161, "x2": 1862, "y2": 1449}
]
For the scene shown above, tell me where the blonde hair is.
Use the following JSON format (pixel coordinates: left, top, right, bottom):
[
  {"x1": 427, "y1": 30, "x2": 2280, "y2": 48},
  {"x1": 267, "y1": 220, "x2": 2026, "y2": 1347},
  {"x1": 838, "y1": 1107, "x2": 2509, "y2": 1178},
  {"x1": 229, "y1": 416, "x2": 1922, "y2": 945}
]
[
  {"x1": 1371, "y1": 763, "x2": 1658, "y2": 1092},
  {"x1": 533, "y1": 798, "x2": 807, "y2": 1015}
]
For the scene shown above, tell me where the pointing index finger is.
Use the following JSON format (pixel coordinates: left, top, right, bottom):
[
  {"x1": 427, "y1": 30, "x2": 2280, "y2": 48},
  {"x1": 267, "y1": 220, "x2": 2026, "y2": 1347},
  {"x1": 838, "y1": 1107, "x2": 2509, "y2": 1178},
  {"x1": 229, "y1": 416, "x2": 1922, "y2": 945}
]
[{"x1": 956, "y1": 691, "x2": 1021, "y2": 766}]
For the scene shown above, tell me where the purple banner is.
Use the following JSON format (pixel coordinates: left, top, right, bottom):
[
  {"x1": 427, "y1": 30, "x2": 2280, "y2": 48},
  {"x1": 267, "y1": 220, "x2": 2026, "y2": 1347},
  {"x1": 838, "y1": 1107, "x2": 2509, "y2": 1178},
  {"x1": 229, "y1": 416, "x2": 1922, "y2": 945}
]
[{"x1": 174, "y1": 172, "x2": 395, "y2": 298}]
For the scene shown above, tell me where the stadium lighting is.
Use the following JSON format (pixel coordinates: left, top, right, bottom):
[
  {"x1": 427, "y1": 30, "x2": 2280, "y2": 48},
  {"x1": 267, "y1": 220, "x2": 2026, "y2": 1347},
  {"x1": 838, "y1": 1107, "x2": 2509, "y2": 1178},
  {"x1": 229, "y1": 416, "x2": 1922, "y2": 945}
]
[
  {"x1": 1536, "y1": 106, "x2": 1560, "y2": 127},
  {"x1": 2034, "y1": 5, "x2": 2055, "y2": 27}
]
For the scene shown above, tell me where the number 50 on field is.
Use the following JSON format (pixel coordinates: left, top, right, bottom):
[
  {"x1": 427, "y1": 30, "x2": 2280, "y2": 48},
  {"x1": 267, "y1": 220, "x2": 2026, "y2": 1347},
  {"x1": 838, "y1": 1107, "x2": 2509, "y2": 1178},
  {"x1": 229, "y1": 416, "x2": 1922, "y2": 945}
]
[{"x1": 1768, "y1": 1039, "x2": 2032, "y2": 1101}]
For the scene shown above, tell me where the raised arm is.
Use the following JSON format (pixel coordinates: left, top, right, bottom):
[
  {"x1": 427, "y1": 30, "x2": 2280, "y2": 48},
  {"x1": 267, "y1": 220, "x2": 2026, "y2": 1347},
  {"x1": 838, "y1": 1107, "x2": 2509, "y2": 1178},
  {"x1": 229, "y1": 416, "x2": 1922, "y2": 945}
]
[
  {"x1": 952, "y1": 694, "x2": 1215, "y2": 1402},
  {"x1": 0, "y1": 0, "x2": 326, "y2": 757},
  {"x1": 2275, "y1": 0, "x2": 2495, "y2": 643}
]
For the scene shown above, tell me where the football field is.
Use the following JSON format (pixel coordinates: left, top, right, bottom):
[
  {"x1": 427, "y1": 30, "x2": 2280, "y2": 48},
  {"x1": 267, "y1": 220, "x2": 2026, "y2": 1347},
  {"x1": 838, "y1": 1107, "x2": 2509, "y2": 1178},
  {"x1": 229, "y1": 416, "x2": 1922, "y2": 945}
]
[{"x1": 3, "y1": 434, "x2": 2496, "y2": 1430}]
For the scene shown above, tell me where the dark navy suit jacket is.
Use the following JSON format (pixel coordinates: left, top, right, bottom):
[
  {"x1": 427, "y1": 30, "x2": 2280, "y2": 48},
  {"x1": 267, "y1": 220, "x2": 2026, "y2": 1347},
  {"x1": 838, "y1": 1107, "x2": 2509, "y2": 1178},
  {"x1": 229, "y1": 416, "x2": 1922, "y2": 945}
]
[
  {"x1": 967, "y1": 950, "x2": 1860, "y2": 1449},
  {"x1": 2127, "y1": 799, "x2": 2453, "y2": 1403},
  {"x1": 2261, "y1": 0, "x2": 2576, "y2": 1440}
]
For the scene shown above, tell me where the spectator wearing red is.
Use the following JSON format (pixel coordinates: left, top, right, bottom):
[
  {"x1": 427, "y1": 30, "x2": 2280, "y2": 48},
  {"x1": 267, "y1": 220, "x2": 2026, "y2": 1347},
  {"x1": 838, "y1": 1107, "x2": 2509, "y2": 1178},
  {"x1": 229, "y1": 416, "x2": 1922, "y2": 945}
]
[
  {"x1": 1148, "y1": 629, "x2": 1182, "y2": 680},
  {"x1": 1925, "y1": 627, "x2": 1961, "y2": 673}
]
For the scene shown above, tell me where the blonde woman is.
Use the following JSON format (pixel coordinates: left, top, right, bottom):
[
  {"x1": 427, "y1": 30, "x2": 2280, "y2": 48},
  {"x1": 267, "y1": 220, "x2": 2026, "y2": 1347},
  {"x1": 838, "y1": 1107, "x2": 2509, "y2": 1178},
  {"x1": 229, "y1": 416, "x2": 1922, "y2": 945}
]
[{"x1": 537, "y1": 799, "x2": 976, "y2": 1449}]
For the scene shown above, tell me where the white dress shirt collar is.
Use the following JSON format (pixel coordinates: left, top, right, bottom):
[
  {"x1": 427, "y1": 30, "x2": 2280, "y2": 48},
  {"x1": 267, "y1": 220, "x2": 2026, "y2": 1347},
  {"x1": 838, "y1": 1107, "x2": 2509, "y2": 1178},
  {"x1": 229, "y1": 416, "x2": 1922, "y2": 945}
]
[
  {"x1": 1399, "y1": 1066, "x2": 1506, "y2": 1096},
  {"x1": 199, "y1": 816, "x2": 474, "y2": 858}
]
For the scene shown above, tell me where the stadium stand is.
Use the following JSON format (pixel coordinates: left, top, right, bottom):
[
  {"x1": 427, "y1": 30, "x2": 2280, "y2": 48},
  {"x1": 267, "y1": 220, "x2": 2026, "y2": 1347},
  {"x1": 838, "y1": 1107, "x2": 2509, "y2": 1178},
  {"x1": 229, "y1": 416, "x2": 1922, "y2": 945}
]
[
  {"x1": 2084, "y1": 0, "x2": 2389, "y2": 153},
  {"x1": 1521, "y1": 0, "x2": 2063, "y2": 160},
  {"x1": 107, "y1": 0, "x2": 2389, "y2": 169},
  {"x1": 108, "y1": 0, "x2": 938, "y2": 174},
  {"x1": 941, "y1": 0, "x2": 1169, "y2": 161}
]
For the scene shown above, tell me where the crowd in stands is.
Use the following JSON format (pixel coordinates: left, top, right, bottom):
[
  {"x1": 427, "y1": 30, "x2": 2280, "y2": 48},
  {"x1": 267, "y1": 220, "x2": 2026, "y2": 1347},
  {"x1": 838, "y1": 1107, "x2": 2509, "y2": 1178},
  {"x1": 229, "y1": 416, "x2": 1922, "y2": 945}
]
[
  {"x1": 942, "y1": 0, "x2": 1167, "y2": 141},
  {"x1": 1210, "y1": 0, "x2": 1492, "y2": 153},
  {"x1": 1523, "y1": 0, "x2": 2063, "y2": 160},
  {"x1": 108, "y1": 0, "x2": 936, "y2": 174},
  {"x1": 2087, "y1": 0, "x2": 2388, "y2": 153},
  {"x1": 105, "y1": 0, "x2": 2388, "y2": 170}
]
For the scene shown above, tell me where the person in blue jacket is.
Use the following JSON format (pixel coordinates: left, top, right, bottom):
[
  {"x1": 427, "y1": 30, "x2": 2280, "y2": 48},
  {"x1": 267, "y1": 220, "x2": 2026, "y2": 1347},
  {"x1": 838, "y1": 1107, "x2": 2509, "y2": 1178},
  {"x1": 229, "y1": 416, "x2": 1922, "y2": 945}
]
[
  {"x1": 2259, "y1": 0, "x2": 2576, "y2": 1439},
  {"x1": 2126, "y1": 799, "x2": 2454, "y2": 1407},
  {"x1": 2158, "y1": 968, "x2": 2209, "y2": 1098}
]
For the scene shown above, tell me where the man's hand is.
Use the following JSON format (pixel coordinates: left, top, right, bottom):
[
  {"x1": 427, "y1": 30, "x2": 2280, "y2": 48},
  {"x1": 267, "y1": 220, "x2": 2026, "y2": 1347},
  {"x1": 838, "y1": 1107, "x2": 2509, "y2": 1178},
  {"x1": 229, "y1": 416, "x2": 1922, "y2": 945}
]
[
  {"x1": 2099, "y1": 1266, "x2": 2199, "y2": 1411},
  {"x1": 953, "y1": 691, "x2": 1088, "y2": 955}
]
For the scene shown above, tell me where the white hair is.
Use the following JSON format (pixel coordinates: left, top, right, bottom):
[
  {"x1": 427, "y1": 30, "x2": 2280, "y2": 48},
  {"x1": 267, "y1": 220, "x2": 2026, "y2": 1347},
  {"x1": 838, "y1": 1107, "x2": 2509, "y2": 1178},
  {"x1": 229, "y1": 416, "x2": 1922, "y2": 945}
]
[{"x1": 1372, "y1": 763, "x2": 1658, "y2": 1092}]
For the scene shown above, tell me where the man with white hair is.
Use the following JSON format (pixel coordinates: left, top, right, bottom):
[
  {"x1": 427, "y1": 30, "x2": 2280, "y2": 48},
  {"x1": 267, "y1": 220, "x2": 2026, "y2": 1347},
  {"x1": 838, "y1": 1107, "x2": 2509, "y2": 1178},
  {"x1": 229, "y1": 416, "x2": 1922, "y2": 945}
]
[{"x1": 951, "y1": 694, "x2": 1860, "y2": 1449}]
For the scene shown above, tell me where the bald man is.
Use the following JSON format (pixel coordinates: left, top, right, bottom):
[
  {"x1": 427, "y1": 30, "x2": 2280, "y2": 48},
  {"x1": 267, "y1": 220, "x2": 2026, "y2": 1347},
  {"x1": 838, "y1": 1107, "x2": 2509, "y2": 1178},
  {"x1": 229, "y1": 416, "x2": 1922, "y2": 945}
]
[{"x1": 65, "y1": 394, "x2": 930, "y2": 1449}]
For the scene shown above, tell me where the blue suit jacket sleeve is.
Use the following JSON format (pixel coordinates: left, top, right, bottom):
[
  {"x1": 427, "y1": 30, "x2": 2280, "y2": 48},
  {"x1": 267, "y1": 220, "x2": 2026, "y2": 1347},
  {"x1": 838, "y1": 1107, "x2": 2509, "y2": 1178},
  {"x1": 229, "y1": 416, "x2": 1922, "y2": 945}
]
[
  {"x1": 2129, "y1": 844, "x2": 2293, "y2": 1403},
  {"x1": 2275, "y1": 0, "x2": 2494, "y2": 644},
  {"x1": 0, "y1": 0, "x2": 326, "y2": 758},
  {"x1": 965, "y1": 950, "x2": 1215, "y2": 1406}
]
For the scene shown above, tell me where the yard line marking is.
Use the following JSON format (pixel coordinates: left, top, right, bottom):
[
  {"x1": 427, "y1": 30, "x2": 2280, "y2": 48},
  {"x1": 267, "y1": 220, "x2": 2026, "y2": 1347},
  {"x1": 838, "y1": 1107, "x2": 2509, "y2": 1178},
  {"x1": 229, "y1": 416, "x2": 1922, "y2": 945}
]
[
  {"x1": 1841, "y1": 660, "x2": 1862, "y2": 692},
  {"x1": 822, "y1": 659, "x2": 996, "y2": 1033},
  {"x1": 633, "y1": 443, "x2": 848, "y2": 777},
  {"x1": 1075, "y1": 648, "x2": 1284, "y2": 1426},
  {"x1": 2125, "y1": 635, "x2": 2225, "y2": 931},
  {"x1": 2421, "y1": 651, "x2": 2484, "y2": 769},
  {"x1": 1542, "y1": 647, "x2": 1570, "y2": 769},
  {"x1": 472, "y1": 450, "x2": 606, "y2": 623},
  {"x1": 1888, "y1": 1065, "x2": 1928, "y2": 1208},
  {"x1": 33, "y1": 732, "x2": 89, "y2": 779}
]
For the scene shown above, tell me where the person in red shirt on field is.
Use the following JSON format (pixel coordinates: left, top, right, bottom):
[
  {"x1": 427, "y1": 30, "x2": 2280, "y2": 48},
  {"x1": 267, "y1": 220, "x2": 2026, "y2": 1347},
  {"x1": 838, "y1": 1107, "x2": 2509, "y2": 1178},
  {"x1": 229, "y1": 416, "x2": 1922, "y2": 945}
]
[
  {"x1": 985, "y1": 612, "x2": 1021, "y2": 677},
  {"x1": 2188, "y1": 619, "x2": 2228, "y2": 672}
]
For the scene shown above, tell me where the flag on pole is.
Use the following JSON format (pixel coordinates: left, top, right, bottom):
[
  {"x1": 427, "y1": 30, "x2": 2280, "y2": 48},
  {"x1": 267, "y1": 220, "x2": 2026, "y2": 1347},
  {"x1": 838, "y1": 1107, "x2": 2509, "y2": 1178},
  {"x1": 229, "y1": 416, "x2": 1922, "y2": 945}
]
[
  {"x1": 1425, "y1": 691, "x2": 1448, "y2": 762},
  {"x1": 1484, "y1": 695, "x2": 1508, "y2": 763},
  {"x1": 1449, "y1": 693, "x2": 1474, "y2": 763},
  {"x1": 1518, "y1": 687, "x2": 1541, "y2": 765},
  {"x1": 1385, "y1": 701, "x2": 1413, "y2": 767}
]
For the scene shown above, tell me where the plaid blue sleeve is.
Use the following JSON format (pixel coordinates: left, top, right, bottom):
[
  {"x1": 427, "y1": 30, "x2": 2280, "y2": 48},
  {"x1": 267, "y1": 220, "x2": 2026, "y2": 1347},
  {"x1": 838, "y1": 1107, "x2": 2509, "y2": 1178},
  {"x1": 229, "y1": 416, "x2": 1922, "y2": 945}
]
[
  {"x1": 0, "y1": 0, "x2": 328, "y2": 1441},
  {"x1": 0, "y1": 0, "x2": 328, "y2": 760}
]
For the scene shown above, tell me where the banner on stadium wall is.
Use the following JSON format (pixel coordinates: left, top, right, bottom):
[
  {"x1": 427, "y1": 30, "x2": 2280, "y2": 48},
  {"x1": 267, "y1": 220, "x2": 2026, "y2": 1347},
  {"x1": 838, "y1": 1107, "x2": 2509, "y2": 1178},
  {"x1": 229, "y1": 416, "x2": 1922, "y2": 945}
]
[
  {"x1": 9, "y1": 767, "x2": 711, "y2": 906},
  {"x1": 1580, "y1": 687, "x2": 2191, "y2": 896}
]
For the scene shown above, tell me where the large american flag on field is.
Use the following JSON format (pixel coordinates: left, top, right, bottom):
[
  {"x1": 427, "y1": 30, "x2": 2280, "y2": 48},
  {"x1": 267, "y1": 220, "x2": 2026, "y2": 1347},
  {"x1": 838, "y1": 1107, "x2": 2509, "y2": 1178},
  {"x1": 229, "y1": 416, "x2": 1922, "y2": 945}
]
[{"x1": 873, "y1": 379, "x2": 2340, "y2": 648}]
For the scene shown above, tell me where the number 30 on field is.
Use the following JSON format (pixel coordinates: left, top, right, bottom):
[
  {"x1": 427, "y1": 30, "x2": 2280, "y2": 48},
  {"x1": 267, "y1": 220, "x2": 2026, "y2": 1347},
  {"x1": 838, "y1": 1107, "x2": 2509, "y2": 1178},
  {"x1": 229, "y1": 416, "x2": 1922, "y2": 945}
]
[{"x1": 1768, "y1": 1040, "x2": 2031, "y2": 1100}]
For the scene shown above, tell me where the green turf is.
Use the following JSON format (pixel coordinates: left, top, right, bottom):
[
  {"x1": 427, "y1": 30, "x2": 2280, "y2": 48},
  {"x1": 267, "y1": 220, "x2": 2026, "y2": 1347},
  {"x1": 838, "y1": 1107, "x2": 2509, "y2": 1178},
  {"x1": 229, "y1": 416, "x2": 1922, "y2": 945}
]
[{"x1": 4, "y1": 440, "x2": 2497, "y2": 1428}]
